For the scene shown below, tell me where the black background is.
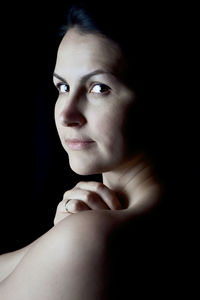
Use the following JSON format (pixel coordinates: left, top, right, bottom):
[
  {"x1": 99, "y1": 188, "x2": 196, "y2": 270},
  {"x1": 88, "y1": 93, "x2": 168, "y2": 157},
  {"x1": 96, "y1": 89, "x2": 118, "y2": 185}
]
[
  {"x1": 0, "y1": 2, "x2": 198, "y2": 257},
  {"x1": 0, "y1": 2, "x2": 102, "y2": 253}
]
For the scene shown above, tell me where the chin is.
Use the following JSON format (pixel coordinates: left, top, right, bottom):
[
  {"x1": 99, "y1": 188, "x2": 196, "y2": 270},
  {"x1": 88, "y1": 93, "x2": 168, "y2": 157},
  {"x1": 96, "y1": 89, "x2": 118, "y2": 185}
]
[
  {"x1": 68, "y1": 154, "x2": 124, "y2": 176},
  {"x1": 70, "y1": 165, "x2": 99, "y2": 176},
  {"x1": 69, "y1": 160, "x2": 103, "y2": 176}
]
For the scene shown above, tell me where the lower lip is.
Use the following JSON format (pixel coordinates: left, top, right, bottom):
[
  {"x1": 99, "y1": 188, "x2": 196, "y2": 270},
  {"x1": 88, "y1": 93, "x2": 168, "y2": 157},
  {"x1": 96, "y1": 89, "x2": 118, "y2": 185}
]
[{"x1": 65, "y1": 140, "x2": 95, "y2": 150}]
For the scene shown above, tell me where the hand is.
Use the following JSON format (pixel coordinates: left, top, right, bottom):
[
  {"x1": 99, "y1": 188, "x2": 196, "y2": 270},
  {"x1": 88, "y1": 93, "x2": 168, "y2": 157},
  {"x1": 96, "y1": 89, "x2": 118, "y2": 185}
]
[{"x1": 54, "y1": 181, "x2": 122, "y2": 225}]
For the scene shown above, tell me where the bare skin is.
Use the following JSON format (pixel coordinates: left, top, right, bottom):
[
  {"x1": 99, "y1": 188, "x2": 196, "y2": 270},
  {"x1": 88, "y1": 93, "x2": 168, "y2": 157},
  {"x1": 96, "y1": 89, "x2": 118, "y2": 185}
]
[
  {"x1": 0, "y1": 28, "x2": 163, "y2": 299},
  {"x1": 0, "y1": 178, "x2": 161, "y2": 299}
]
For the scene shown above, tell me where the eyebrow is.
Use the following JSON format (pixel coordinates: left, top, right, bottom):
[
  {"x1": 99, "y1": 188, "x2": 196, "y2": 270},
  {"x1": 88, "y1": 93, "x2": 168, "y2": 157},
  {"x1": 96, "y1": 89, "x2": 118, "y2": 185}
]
[{"x1": 53, "y1": 69, "x2": 114, "y2": 84}]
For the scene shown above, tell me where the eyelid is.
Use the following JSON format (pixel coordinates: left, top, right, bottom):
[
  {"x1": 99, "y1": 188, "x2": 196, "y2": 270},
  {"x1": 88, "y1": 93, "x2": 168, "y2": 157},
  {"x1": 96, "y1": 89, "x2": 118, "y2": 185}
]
[{"x1": 56, "y1": 82, "x2": 66, "y2": 87}]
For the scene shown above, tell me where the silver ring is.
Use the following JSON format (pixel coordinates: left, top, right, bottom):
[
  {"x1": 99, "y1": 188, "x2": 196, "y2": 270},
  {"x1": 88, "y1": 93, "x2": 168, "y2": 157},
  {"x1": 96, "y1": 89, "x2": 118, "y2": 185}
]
[{"x1": 65, "y1": 199, "x2": 71, "y2": 213}]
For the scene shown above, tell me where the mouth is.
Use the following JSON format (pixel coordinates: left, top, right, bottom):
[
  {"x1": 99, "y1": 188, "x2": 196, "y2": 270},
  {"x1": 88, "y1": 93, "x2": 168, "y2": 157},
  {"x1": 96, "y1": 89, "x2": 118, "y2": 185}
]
[{"x1": 65, "y1": 139, "x2": 95, "y2": 150}]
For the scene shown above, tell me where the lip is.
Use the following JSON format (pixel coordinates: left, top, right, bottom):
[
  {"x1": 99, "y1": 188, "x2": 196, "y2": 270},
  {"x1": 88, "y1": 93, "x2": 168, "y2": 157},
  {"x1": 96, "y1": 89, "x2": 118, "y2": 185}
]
[{"x1": 65, "y1": 139, "x2": 95, "y2": 150}]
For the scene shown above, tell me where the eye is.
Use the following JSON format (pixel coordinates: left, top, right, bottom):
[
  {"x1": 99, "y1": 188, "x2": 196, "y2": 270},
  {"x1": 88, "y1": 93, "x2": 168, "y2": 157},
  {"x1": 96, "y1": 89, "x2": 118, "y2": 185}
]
[
  {"x1": 89, "y1": 83, "x2": 110, "y2": 95},
  {"x1": 56, "y1": 83, "x2": 69, "y2": 94}
]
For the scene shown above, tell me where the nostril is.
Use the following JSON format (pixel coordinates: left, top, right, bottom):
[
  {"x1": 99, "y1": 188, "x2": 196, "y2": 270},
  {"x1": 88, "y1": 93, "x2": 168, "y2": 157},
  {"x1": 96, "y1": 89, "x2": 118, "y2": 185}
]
[
  {"x1": 58, "y1": 101, "x2": 87, "y2": 127},
  {"x1": 66, "y1": 121, "x2": 82, "y2": 127},
  {"x1": 59, "y1": 113, "x2": 86, "y2": 127}
]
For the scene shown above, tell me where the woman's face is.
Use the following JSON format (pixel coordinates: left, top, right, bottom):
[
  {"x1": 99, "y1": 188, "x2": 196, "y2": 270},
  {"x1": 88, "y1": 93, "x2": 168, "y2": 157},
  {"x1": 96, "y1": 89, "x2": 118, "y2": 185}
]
[{"x1": 54, "y1": 27, "x2": 136, "y2": 175}]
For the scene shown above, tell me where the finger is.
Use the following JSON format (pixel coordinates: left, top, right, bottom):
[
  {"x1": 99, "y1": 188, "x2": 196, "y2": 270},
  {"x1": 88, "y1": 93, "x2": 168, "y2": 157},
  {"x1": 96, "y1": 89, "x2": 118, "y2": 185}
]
[
  {"x1": 75, "y1": 181, "x2": 122, "y2": 210},
  {"x1": 54, "y1": 202, "x2": 71, "y2": 225},
  {"x1": 64, "y1": 188, "x2": 110, "y2": 210},
  {"x1": 56, "y1": 200, "x2": 73, "y2": 215},
  {"x1": 65, "y1": 199, "x2": 91, "y2": 214},
  {"x1": 54, "y1": 199, "x2": 90, "y2": 225}
]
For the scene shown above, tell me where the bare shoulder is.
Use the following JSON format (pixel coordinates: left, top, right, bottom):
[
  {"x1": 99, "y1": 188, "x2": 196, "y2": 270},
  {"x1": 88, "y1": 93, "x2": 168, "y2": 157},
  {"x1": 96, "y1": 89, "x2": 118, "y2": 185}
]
[
  {"x1": 0, "y1": 208, "x2": 164, "y2": 299},
  {"x1": 53, "y1": 209, "x2": 127, "y2": 250},
  {"x1": 0, "y1": 210, "x2": 129, "y2": 300},
  {"x1": 59, "y1": 209, "x2": 125, "y2": 231}
]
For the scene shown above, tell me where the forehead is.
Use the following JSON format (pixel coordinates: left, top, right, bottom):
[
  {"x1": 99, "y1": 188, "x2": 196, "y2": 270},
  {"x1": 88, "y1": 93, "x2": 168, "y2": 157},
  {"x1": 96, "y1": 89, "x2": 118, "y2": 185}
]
[{"x1": 55, "y1": 28, "x2": 124, "y2": 76}]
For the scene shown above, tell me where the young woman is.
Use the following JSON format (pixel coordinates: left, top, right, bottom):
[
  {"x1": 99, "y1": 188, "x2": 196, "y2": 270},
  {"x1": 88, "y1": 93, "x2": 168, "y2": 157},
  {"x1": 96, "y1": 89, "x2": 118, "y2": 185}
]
[{"x1": 0, "y1": 3, "x2": 174, "y2": 299}]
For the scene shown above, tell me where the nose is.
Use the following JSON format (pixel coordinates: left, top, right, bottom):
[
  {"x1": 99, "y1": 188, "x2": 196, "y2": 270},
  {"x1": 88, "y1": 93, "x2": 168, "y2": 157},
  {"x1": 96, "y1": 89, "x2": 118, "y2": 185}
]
[{"x1": 57, "y1": 97, "x2": 87, "y2": 127}]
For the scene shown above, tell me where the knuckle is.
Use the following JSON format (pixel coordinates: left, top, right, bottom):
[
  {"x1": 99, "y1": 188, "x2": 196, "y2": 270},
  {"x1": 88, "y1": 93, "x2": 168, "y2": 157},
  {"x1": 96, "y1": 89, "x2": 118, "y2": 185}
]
[
  {"x1": 95, "y1": 182, "x2": 104, "y2": 193},
  {"x1": 76, "y1": 181, "x2": 84, "y2": 187},
  {"x1": 85, "y1": 191, "x2": 94, "y2": 203},
  {"x1": 69, "y1": 200, "x2": 82, "y2": 212},
  {"x1": 63, "y1": 190, "x2": 69, "y2": 199},
  {"x1": 57, "y1": 200, "x2": 64, "y2": 210},
  {"x1": 63, "y1": 188, "x2": 76, "y2": 200}
]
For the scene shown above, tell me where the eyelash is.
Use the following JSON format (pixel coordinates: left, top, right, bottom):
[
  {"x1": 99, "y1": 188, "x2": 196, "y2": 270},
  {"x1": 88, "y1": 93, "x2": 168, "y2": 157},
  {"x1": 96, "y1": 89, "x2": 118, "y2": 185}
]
[{"x1": 55, "y1": 82, "x2": 111, "y2": 96}]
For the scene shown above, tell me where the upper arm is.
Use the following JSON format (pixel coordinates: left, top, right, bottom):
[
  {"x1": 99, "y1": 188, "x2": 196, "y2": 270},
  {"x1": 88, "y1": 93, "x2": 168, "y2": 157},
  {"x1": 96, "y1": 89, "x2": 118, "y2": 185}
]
[
  {"x1": 0, "y1": 211, "x2": 118, "y2": 300},
  {"x1": 0, "y1": 238, "x2": 42, "y2": 282},
  {"x1": 0, "y1": 247, "x2": 30, "y2": 282}
]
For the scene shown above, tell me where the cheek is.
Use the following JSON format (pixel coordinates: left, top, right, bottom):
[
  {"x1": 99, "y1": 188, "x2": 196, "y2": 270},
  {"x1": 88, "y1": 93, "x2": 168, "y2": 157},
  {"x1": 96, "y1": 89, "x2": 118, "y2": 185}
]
[
  {"x1": 91, "y1": 105, "x2": 126, "y2": 150},
  {"x1": 54, "y1": 104, "x2": 60, "y2": 132},
  {"x1": 54, "y1": 103, "x2": 64, "y2": 142}
]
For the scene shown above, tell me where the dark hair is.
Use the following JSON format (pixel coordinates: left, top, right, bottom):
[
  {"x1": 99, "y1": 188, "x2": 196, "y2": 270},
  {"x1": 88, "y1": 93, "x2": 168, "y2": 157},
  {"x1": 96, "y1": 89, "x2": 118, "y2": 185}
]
[{"x1": 58, "y1": 2, "x2": 162, "y2": 96}]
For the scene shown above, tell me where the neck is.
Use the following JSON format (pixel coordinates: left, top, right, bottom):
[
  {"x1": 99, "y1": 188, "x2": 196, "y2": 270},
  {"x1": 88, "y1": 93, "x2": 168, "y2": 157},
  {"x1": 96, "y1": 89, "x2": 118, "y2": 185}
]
[{"x1": 102, "y1": 153, "x2": 160, "y2": 209}]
